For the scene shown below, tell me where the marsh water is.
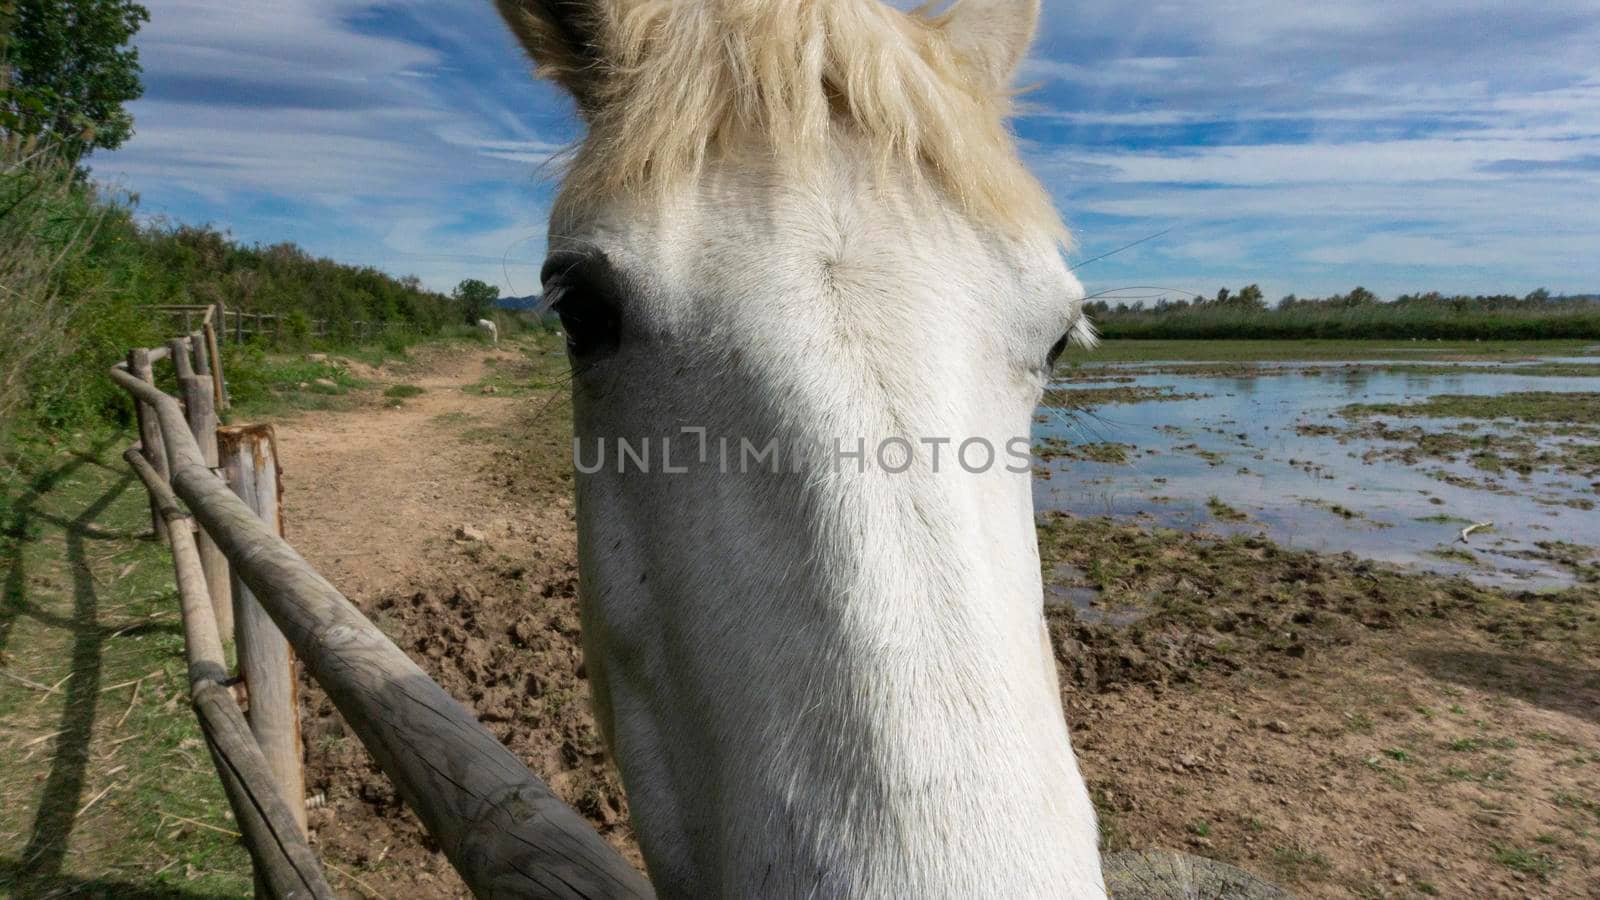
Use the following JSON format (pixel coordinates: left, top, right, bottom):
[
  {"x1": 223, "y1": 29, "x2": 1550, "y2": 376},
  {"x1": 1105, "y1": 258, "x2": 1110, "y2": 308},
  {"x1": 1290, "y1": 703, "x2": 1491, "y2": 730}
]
[{"x1": 1034, "y1": 355, "x2": 1600, "y2": 590}]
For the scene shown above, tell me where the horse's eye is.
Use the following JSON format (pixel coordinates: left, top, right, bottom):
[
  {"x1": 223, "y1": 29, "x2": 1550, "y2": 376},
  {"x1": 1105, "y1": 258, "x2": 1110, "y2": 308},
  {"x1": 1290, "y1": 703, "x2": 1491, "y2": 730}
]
[{"x1": 541, "y1": 252, "x2": 622, "y2": 358}]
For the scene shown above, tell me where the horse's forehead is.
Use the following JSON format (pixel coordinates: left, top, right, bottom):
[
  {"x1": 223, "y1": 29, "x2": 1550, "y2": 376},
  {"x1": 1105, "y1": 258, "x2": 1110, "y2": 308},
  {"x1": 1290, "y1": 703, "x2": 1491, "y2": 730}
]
[{"x1": 567, "y1": 162, "x2": 1006, "y2": 285}]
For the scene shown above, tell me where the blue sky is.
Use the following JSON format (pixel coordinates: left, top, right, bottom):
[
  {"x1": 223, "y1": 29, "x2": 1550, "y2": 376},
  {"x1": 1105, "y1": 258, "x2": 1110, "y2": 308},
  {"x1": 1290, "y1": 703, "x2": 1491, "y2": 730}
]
[{"x1": 100, "y1": 1, "x2": 1600, "y2": 301}]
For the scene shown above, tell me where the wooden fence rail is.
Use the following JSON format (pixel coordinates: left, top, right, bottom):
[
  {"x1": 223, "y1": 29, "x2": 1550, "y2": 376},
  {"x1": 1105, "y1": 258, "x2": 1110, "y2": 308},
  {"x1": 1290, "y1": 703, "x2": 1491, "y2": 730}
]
[
  {"x1": 152, "y1": 303, "x2": 419, "y2": 346},
  {"x1": 111, "y1": 326, "x2": 652, "y2": 898}
]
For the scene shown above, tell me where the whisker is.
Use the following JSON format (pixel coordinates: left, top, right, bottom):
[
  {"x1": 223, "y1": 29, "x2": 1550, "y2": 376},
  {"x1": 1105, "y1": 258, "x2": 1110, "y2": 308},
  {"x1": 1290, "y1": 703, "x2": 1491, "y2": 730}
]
[{"x1": 1067, "y1": 228, "x2": 1174, "y2": 272}]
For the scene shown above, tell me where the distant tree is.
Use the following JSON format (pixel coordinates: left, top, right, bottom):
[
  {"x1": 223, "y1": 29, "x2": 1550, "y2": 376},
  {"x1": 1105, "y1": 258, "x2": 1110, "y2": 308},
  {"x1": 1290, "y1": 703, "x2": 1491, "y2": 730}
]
[
  {"x1": 452, "y1": 278, "x2": 499, "y2": 324},
  {"x1": 1345, "y1": 286, "x2": 1378, "y2": 306},
  {"x1": 1213, "y1": 287, "x2": 1231, "y2": 305},
  {"x1": 1234, "y1": 283, "x2": 1266, "y2": 309},
  {"x1": 0, "y1": 0, "x2": 150, "y2": 163},
  {"x1": 1525, "y1": 287, "x2": 1551, "y2": 303}
]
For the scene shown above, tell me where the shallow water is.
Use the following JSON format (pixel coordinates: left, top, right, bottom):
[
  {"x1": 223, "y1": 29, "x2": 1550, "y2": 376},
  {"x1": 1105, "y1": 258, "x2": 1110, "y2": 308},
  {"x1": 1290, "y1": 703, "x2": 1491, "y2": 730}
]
[{"x1": 1033, "y1": 360, "x2": 1600, "y2": 589}]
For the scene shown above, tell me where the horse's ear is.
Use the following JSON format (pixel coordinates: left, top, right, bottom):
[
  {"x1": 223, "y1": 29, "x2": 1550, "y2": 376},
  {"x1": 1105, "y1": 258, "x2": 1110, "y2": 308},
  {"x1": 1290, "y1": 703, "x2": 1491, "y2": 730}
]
[
  {"x1": 495, "y1": 0, "x2": 610, "y2": 113},
  {"x1": 941, "y1": 0, "x2": 1041, "y2": 93}
]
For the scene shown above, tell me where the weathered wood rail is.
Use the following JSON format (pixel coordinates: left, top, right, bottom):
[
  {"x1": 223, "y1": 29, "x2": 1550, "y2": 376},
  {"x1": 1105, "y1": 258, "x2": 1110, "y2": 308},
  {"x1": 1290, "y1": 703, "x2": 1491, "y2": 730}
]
[
  {"x1": 152, "y1": 303, "x2": 418, "y2": 346},
  {"x1": 112, "y1": 322, "x2": 653, "y2": 898}
]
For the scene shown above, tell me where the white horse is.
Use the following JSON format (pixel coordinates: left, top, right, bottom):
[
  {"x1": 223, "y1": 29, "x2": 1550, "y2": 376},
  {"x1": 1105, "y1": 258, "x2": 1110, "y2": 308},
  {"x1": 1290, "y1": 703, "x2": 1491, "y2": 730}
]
[
  {"x1": 496, "y1": 1, "x2": 1101, "y2": 895},
  {"x1": 476, "y1": 317, "x2": 499, "y2": 346}
]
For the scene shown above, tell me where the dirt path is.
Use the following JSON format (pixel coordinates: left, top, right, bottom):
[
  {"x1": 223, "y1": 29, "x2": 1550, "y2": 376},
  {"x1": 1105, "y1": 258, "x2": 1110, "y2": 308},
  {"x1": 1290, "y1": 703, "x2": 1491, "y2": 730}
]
[
  {"x1": 278, "y1": 346, "x2": 523, "y2": 598},
  {"x1": 270, "y1": 337, "x2": 631, "y2": 898}
]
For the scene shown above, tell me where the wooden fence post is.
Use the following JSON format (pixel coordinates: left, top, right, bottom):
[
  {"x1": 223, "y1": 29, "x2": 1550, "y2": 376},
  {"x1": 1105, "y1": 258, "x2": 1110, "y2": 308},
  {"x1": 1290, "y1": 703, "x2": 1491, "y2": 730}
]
[
  {"x1": 235, "y1": 309, "x2": 245, "y2": 345},
  {"x1": 194, "y1": 322, "x2": 225, "y2": 413},
  {"x1": 173, "y1": 338, "x2": 233, "y2": 646},
  {"x1": 128, "y1": 347, "x2": 170, "y2": 541},
  {"x1": 204, "y1": 304, "x2": 228, "y2": 409},
  {"x1": 218, "y1": 424, "x2": 307, "y2": 837},
  {"x1": 123, "y1": 449, "x2": 334, "y2": 900}
]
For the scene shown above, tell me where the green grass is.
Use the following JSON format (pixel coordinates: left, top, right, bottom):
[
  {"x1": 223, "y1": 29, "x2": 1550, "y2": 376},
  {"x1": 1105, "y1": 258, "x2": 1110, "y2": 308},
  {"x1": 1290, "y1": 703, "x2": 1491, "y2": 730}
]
[
  {"x1": 1086, "y1": 295, "x2": 1600, "y2": 341},
  {"x1": 383, "y1": 384, "x2": 425, "y2": 400},
  {"x1": 1490, "y1": 844, "x2": 1559, "y2": 878},
  {"x1": 1206, "y1": 496, "x2": 1249, "y2": 521},
  {"x1": 1269, "y1": 844, "x2": 1333, "y2": 883},
  {"x1": 1341, "y1": 392, "x2": 1600, "y2": 425},
  {"x1": 1, "y1": 434, "x2": 251, "y2": 895},
  {"x1": 223, "y1": 348, "x2": 367, "y2": 418},
  {"x1": 1058, "y1": 338, "x2": 1598, "y2": 366}
]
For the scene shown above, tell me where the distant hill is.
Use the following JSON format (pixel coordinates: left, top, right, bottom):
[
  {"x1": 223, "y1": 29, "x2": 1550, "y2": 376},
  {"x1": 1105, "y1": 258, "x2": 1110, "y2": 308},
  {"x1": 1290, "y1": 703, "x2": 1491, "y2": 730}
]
[{"x1": 497, "y1": 294, "x2": 543, "y2": 310}]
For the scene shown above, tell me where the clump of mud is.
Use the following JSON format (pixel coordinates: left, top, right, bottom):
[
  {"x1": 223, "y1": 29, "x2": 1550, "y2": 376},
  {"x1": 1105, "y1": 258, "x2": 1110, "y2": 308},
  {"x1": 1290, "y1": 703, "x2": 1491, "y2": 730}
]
[
  {"x1": 1040, "y1": 512, "x2": 1600, "y2": 694},
  {"x1": 300, "y1": 570, "x2": 639, "y2": 888}
]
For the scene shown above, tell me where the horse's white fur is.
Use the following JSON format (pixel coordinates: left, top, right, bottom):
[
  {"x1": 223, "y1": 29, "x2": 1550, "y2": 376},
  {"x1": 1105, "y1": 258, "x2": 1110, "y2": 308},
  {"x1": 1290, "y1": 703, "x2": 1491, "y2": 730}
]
[
  {"x1": 477, "y1": 317, "x2": 499, "y2": 346},
  {"x1": 497, "y1": 1, "x2": 1104, "y2": 895}
]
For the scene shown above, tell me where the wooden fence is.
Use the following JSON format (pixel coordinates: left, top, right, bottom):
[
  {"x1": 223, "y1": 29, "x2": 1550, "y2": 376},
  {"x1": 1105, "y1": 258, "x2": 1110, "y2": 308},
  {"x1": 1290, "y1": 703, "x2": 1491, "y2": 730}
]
[
  {"x1": 113, "y1": 320, "x2": 652, "y2": 898},
  {"x1": 152, "y1": 303, "x2": 418, "y2": 347}
]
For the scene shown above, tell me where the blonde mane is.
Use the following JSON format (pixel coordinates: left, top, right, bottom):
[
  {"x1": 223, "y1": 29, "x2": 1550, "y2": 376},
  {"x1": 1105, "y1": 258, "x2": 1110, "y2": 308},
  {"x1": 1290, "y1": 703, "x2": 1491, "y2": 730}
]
[{"x1": 515, "y1": 0, "x2": 1065, "y2": 242}]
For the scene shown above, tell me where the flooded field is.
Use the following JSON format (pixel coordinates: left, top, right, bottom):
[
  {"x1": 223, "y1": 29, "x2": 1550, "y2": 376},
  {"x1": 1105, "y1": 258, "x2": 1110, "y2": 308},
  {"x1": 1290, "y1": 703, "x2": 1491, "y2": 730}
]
[{"x1": 1035, "y1": 348, "x2": 1600, "y2": 589}]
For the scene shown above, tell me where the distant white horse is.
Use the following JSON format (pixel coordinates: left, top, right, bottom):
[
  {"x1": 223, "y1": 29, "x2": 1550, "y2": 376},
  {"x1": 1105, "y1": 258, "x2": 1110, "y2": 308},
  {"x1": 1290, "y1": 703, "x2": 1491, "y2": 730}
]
[
  {"x1": 497, "y1": 0, "x2": 1100, "y2": 896},
  {"x1": 476, "y1": 317, "x2": 498, "y2": 347}
]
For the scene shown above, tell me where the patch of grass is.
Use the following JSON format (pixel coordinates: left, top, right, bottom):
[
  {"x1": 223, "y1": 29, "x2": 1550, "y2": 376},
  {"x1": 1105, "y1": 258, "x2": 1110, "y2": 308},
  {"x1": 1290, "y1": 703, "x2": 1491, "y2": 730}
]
[
  {"x1": 224, "y1": 348, "x2": 366, "y2": 417},
  {"x1": 1345, "y1": 712, "x2": 1375, "y2": 734},
  {"x1": 1490, "y1": 844, "x2": 1558, "y2": 878},
  {"x1": 1430, "y1": 546, "x2": 1478, "y2": 565},
  {"x1": 462, "y1": 425, "x2": 511, "y2": 445},
  {"x1": 383, "y1": 384, "x2": 425, "y2": 400},
  {"x1": 1342, "y1": 392, "x2": 1600, "y2": 426},
  {"x1": 0, "y1": 435, "x2": 251, "y2": 895},
  {"x1": 1553, "y1": 792, "x2": 1600, "y2": 823},
  {"x1": 1269, "y1": 844, "x2": 1333, "y2": 883},
  {"x1": 1206, "y1": 496, "x2": 1249, "y2": 521},
  {"x1": 1090, "y1": 787, "x2": 1131, "y2": 852},
  {"x1": 1042, "y1": 385, "x2": 1207, "y2": 409},
  {"x1": 1034, "y1": 439, "x2": 1134, "y2": 464},
  {"x1": 1185, "y1": 819, "x2": 1211, "y2": 837},
  {"x1": 1416, "y1": 513, "x2": 1475, "y2": 525}
]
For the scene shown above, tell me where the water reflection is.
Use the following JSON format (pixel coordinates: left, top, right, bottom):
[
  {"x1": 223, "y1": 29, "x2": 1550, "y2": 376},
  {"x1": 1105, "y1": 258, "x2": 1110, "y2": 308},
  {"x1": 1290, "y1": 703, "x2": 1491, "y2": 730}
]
[{"x1": 1034, "y1": 362, "x2": 1599, "y2": 588}]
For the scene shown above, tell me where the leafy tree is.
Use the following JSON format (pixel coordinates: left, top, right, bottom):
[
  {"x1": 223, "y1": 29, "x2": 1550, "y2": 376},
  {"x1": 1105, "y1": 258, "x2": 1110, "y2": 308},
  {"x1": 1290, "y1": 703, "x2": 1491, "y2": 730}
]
[
  {"x1": 452, "y1": 278, "x2": 499, "y2": 324},
  {"x1": 0, "y1": 0, "x2": 150, "y2": 163},
  {"x1": 1234, "y1": 283, "x2": 1266, "y2": 309},
  {"x1": 1345, "y1": 286, "x2": 1378, "y2": 306}
]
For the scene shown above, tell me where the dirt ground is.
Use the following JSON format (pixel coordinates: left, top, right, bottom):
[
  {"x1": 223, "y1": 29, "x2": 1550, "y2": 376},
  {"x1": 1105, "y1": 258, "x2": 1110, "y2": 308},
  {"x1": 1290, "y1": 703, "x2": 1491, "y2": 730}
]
[{"x1": 272, "y1": 339, "x2": 1598, "y2": 899}]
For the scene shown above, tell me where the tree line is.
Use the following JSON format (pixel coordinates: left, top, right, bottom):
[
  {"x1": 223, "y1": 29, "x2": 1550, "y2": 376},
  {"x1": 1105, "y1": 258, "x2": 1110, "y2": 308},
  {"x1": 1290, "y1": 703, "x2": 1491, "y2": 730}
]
[{"x1": 1084, "y1": 286, "x2": 1600, "y2": 340}]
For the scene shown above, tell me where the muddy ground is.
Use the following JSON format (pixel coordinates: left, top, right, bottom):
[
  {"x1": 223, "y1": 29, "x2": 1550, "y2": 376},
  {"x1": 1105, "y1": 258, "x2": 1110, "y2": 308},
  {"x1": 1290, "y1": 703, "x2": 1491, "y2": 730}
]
[{"x1": 271, "y1": 337, "x2": 1599, "y2": 898}]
